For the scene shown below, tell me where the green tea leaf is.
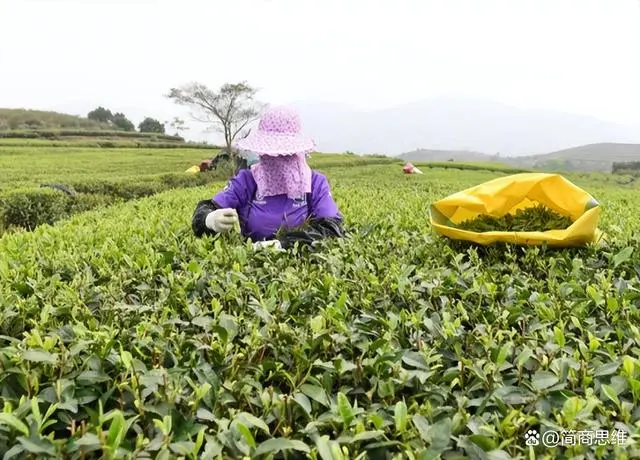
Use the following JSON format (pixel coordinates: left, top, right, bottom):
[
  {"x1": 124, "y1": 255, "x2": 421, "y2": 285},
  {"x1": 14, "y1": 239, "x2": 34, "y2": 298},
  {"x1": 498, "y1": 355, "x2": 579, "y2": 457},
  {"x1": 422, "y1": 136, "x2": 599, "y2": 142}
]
[
  {"x1": 106, "y1": 411, "x2": 126, "y2": 450},
  {"x1": 254, "y1": 438, "x2": 310, "y2": 456},
  {"x1": 337, "y1": 392, "x2": 354, "y2": 427},
  {"x1": 468, "y1": 434, "x2": 498, "y2": 451},
  {"x1": 516, "y1": 347, "x2": 533, "y2": 367},
  {"x1": 300, "y1": 384, "x2": 330, "y2": 407},
  {"x1": 234, "y1": 422, "x2": 256, "y2": 449},
  {"x1": 17, "y1": 437, "x2": 56, "y2": 456},
  {"x1": 2, "y1": 444, "x2": 25, "y2": 460},
  {"x1": 22, "y1": 349, "x2": 56, "y2": 364},
  {"x1": 402, "y1": 351, "x2": 428, "y2": 370},
  {"x1": 196, "y1": 408, "x2": 216, "y2": 422},
  {"x1": 601, "y1": 384, "x2": 620, "y2": 407},
  {"x1": 0, "y1": 413, "x2": 29, "y2": 436},
  {"x1": 594, "y1": 362, "x2": 620, "y2": 377},
  {"x1": 613, "y1": 247, "x2": 634, "y2": 267},
  {"x1": 394, "y1": 401, "x2": 408, "y2": 432},
  {"x1": 622, "y1": 356, "x2": 637, "y2": 378},
  {"x1": 412, "y1": 414, "x2": 430, "y2": 441},
  {"x1": 428, "y1": 419, "x2": 452, "y2": 451},
  {"x1": 74, "y1": 433, "x2": 101, "y2": 448},
  {"x1": 292, "y1": 392, "x2": 312, "y2": 416},
  {"x1": 77, "y1": 370, "x2": 111, "y2": 384},
  {"x1": 235, "y1": 412, "x2": 270, "y2": 434},
  {"x1": 352, "y1": 430, "x2": 385, "y2": 442},
  {"x1": 458, "y1": 204, "x2": 573, "y2": 233},
  {"x1": 494, "y1": 386, "x2": 536, "y2": 405},
  {"x1": 314, "y1": 436, "x2": 335, "y2": 460},
  {"x1": 532, "y1": 371, "x2": 559, "y2": 391}
]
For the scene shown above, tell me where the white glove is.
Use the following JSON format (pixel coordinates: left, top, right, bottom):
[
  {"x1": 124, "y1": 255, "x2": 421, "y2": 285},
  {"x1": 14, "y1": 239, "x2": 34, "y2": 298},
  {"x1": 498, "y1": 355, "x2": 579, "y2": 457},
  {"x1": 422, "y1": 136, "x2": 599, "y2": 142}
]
[
  {"x1": 205, "y1": 208, "x2": 238, "y2": 233},
  {"x1": 253, "y1": 240, "x2": 283, "y2": 251}
]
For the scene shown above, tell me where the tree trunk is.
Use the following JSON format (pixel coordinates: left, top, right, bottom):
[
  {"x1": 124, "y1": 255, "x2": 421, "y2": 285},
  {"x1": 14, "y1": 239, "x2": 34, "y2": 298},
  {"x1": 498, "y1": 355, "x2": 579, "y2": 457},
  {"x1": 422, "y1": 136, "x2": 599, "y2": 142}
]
[{"x1": 224, "y1": 126, "x2": 237, "y2": 172}]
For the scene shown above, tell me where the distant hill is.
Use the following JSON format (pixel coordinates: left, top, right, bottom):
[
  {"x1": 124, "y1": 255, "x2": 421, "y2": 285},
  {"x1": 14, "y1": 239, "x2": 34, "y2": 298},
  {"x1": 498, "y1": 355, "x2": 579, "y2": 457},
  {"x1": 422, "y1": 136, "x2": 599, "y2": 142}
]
[
  {"x1": 0, "y1": 108, "x2": 111, "y2": 131},
  {"x1": 503, "y1": 143, "x2": 640, "y2": 172},
  {"x1": 534, "y1": 143, "x2": 640, "y2": 161},
  {"x1": 398, "y1": 149, "x2": 496, "y2": 163},
  {"x1": 397, "y1": 143, "x2": 640, "y2": 173},
  {"x1": 0, "y1": 108, "x2": 220, "y2": 149},
  {"x1": 293, "y1": 97, "x2": 640, "y2": 156}
]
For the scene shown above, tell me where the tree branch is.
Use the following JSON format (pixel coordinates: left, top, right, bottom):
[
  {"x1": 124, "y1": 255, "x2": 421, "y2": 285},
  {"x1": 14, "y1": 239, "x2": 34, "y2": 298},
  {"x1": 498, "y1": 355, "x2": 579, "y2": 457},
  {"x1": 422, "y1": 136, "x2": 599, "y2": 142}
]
[{"x1": 166, "y1": 81, "x2": 264, "y2": 154}]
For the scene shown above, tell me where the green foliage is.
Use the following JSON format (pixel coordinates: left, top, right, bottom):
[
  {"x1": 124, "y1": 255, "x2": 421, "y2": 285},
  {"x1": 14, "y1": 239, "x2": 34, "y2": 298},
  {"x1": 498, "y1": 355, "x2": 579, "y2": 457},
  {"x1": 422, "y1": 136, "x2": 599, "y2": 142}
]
[
  {"x1": 138, "y1": 117, "x2": 166, "y2": 134},
  {"x1": 458, "y1": 204, "x2": 574, "y2": 232},
  {"x1": 0, "y1": 166, "x2": 639, "y2": 458},
  {"x1": 0, "y1": 108, "x2": 111, "y2": 131},
  {"x1": 0, "y1": 147, "x2": 399, "y2": 192},
  {"x1": 87, "y1": 106, "x2": 114, "y2": 123},
  {"x1": 0, "y1": 130, "x2": 183, "y2": 142},
  {"x1": 84, "y1": 107, "x2": 135, "y2": 132},
  {"x1": 416, "y1": 161, "x2": 531, "y2": 174},
  {"x1": 0, "y1": 147, "x2": 218, "y2": 191},
  {"x1": 0, "y1": 139, "x2": 214, "y2": 149},
  {"x1": 85, "y1": 107, "x2": 136, "y2": 133},
  {"x1": 612, "y1": 161, "x2": 640, "y2": 175},
  {"x1": 0, "y1": 188, "x2": 70, "y2": 230},
  {"x1": 111, "y1": 112, "x2": 135, "y2": 132},
  {"x1": 0, "y1": 148, "x2": 398, "y2": 232},
  {"x1": 67, "y1": 193, "x2": 117, "y2": 214},
  {"x1": 0, "y1": 172, "x2": 226, "y2": 231},
  {"x1": 534, "y1": 158, "x2": 613, "y2": 174}
]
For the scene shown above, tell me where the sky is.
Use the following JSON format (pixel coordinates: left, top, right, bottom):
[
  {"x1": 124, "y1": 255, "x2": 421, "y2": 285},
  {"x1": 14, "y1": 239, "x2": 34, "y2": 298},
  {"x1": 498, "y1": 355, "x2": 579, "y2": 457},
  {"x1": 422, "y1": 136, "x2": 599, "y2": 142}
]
[{"x1": 1, "y1": 0, "x2": 639, "y2": 145}]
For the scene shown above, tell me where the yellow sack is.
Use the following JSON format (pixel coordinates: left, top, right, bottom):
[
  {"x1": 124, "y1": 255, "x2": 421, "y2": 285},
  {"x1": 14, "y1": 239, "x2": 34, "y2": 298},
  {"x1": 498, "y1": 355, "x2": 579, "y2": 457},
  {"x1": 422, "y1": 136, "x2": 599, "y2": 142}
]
[
  {"x1": 185, "y1": 165, "x2": 200, "y2": 174},
  {"x1": 429, "y1": 173, "x2": 602, "y2": 247}
]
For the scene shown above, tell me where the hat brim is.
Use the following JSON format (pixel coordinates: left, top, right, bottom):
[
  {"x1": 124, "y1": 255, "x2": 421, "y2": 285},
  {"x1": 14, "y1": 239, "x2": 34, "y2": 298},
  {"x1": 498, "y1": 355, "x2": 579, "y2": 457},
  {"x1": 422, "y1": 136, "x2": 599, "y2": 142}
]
[{"x1": 235, "y1": 132, "x2": 316, "y2": 156}]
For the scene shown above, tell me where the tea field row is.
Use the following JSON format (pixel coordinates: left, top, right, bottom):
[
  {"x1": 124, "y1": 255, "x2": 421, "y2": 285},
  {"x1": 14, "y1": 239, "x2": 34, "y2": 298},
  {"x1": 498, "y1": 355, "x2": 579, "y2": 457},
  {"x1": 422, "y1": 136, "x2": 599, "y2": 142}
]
[
  {"x1": 0, "y1": 147, "x2": 398, "y2": 191},
  {"x1": 0, "y1": 164, "x2": 639, "y2": 457}
]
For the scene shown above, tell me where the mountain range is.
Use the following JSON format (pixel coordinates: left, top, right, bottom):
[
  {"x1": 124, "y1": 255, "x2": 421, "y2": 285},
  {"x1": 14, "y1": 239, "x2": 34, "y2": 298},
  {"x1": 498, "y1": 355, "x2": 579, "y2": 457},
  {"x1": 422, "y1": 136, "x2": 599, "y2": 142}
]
[
  {"x1": 293, "y1": 97, "x2": 640, "y2": 157},
  {"x1": 398, "y1": 143, "x2": 640, "y2": 173}
]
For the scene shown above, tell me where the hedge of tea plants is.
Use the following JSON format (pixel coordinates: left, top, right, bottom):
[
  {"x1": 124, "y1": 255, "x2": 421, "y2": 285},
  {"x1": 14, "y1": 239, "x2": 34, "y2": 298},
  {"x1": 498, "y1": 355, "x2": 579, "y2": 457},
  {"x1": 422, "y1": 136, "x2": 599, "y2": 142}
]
[
  {"x1": 0, "y1": 147, "x2": 399, "y2": 191},
  {"x1": 0, "y1": 165, "x2": 639, "y2": 459},
  {"x1": 0, "y1": 130, "x2": 185, "y2": 142},
  {"x1": 0, "y1": 147, "x2": 399, "y2": 233},
  {"x1": 0, "y1": 171, "x2": 238, "y2": 232}
]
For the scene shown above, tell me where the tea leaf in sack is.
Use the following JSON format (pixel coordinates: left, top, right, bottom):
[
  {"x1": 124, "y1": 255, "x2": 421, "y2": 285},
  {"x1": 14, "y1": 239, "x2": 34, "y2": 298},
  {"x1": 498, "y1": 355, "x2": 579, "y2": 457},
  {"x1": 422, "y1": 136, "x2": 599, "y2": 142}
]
[{"x1": 458, "y1": 203, "x2": 573, "y2": 232}]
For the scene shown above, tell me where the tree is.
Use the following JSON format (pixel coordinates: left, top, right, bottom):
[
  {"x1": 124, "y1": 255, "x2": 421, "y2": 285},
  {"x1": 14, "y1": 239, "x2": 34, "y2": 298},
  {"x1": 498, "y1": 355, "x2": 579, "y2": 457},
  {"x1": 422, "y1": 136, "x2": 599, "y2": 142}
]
[
  {"x1": 138, "y1": 117, "x2": 165, "y2": 134},
  {"x1": 166, "y1": 81, "x2": 264, "y2": 165},
  {"x1": 166, "y1": 117, "x2": 188, "y2": 137},
  {"x1": 87, "y1": 107, "x2": 113, "y2": 123},
  {"x1": 111, "y1": 112, "x2": 135, "y2": 131}
]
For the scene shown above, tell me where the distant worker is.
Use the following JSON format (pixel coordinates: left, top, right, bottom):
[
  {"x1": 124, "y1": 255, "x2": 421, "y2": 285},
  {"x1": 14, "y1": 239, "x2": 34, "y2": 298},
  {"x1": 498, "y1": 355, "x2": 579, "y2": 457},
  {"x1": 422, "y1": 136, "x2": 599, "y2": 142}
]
[{"x1": 192, "y1": 106, "x2": 344, "y2": 250}]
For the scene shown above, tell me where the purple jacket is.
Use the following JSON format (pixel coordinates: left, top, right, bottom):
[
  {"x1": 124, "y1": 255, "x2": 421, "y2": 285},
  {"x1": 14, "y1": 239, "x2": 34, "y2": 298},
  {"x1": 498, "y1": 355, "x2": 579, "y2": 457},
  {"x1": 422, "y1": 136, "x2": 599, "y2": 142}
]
[{"x1": 192, "y1": 169, "x2": 344, "y2": 248}]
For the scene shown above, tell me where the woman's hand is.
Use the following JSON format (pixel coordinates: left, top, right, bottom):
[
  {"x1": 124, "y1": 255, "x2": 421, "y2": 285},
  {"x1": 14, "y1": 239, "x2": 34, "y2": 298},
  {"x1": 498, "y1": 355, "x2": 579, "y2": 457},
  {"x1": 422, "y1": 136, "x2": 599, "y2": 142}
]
[{"x1": 205, "y1": 208, "x2": 238, "y2": 233}]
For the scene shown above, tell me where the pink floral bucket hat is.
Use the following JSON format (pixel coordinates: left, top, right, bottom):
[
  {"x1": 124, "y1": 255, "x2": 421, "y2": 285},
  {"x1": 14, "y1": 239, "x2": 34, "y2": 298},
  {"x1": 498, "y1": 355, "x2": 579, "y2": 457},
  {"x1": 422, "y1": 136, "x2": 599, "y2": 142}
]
[{"x1": 235, "y1": 106, "x2": 316, "y2": 156}]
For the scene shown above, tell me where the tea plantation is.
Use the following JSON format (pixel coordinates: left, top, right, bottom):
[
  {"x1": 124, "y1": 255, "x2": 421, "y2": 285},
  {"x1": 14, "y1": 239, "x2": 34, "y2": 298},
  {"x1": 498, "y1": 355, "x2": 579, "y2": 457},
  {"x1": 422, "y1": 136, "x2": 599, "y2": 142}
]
[{"x1": 1, "y1": 151, "x2": 640, "y2": 459}]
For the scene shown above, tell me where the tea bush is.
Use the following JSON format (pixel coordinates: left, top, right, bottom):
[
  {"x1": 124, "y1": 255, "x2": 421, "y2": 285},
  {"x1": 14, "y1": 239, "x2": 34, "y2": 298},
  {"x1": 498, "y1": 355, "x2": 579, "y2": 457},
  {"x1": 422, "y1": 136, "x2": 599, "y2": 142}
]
[
  {"x1": 0, "y1": 139, "x2": 218, "y2": 149},
  {"x1": 0, "y1": 172, "x2": 230, "y2": 232},
  {"x1": 0, "y1": 146, "x2": 221, "y2": 191},
  {"x1": 0, "y1": 147, "x2": 399, "y2": 191},
  {"x1": 414, "y1": 162, "x2": 530, "y2": 174},
  {"x1": 0, "y1": 130, "x2": 184, "y2": 142},
  {"x1": 0, "y1": 147, "x2": 401, "y2": 232},
  {"x1": 0, "y1": 165, "x2": 639, "y2": 458},
  {"x1": 0, "y1": 188, "x2": 70, "y2": 231}
]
